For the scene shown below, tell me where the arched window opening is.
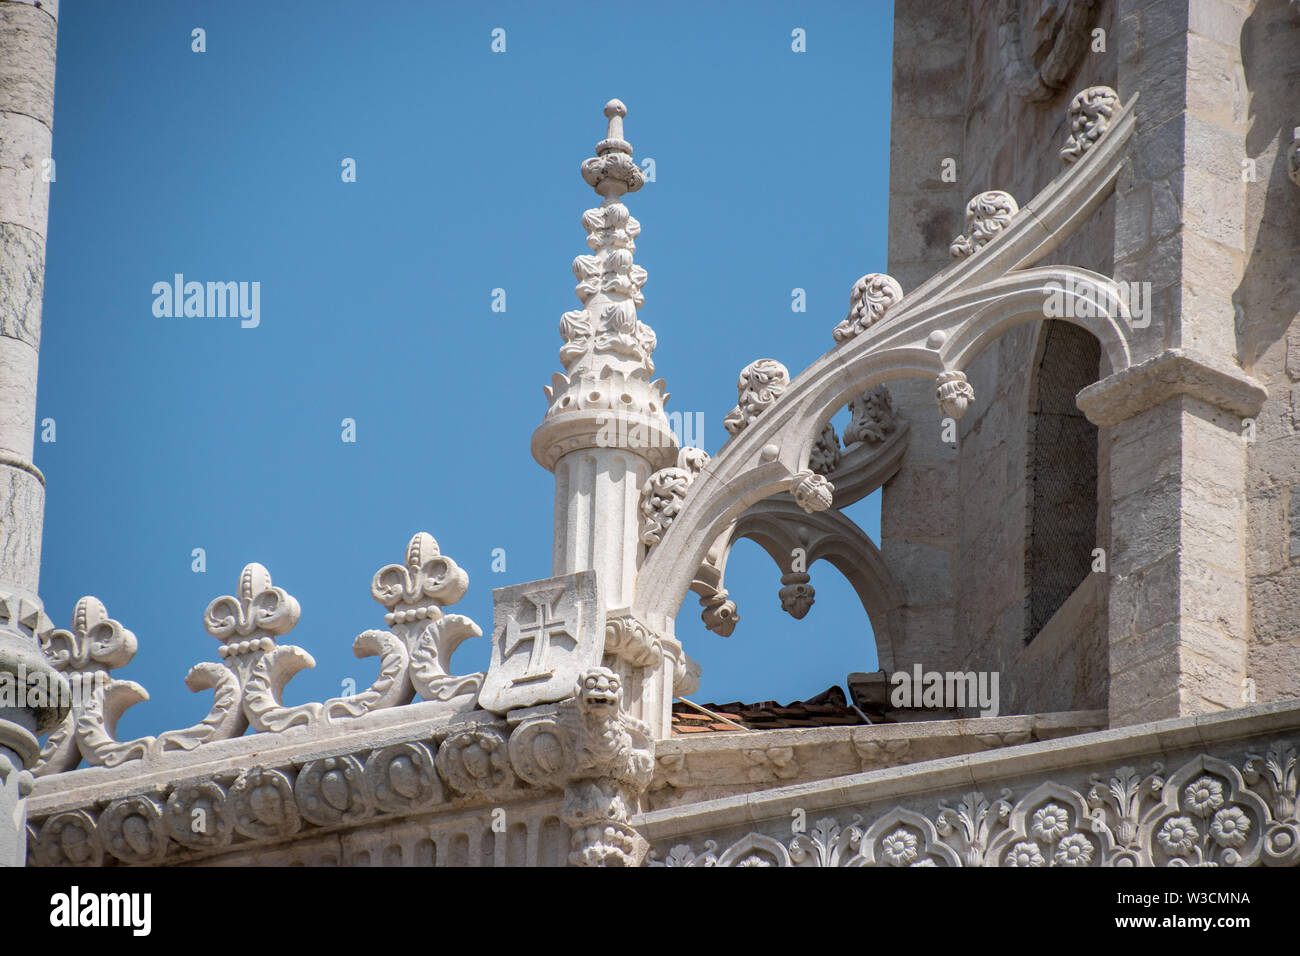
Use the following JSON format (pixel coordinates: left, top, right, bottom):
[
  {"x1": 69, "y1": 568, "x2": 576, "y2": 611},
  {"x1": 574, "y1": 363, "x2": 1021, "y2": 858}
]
[{"x1": 1024, "y1": 320, "x2": 1101, "y2": 643}]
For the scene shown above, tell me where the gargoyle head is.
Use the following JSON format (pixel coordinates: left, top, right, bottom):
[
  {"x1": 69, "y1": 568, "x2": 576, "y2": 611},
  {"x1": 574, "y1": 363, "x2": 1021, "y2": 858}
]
[{"x1": 577, "y1": 667, "x2": 622, "y2": 717}]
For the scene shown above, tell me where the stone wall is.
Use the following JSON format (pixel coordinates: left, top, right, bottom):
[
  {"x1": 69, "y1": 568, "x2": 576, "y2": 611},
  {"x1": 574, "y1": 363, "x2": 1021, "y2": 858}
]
[
  {"x1": 1238, "y1": 0, "x2": 1300, "y2": 705},
  {"x1": 884, "y1": 0, "x2": 1117, "y2": 713}
]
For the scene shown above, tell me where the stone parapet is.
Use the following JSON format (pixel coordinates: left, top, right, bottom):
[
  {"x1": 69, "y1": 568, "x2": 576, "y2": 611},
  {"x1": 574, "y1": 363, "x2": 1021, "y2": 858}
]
[{"x1": 640, "y1": 698, "x2": 1300, "y2": 867}]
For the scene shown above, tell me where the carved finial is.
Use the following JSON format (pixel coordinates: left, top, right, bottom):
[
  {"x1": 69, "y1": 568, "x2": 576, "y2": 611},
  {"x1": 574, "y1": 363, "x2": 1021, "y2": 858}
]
[
  {"x1": 600, "y1": 99, "x2": 630, "y2": 153},
  {"x1": 581, "y1": 99, "x2": 644, "y2": 198}
]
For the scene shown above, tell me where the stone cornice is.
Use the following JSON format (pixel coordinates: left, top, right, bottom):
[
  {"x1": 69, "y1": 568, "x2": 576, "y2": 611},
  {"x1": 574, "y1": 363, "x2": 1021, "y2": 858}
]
[{"x1": 1076, "y1": 348, "x2": 1267, "y2": 428}]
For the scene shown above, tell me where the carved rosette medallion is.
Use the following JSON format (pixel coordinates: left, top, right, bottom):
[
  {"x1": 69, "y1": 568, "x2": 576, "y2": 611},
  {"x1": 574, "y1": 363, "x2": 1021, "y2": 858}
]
[
  {"x1": 294, "y1": 755, "x2": 374, "y2": 827},
  {"x1": 435, "y1": 726, "x2": 515, "y2": 797},
  {"x1": 164, "y1": 781, "x2": 234, "y2": 849},
  {"x1": 365, "y1": 742, "x2": 446, "y2": 813},
  {"x1": 99, "y1": 795, "x2": 169, "y2": 864},
  {"x1": 228, "y1": 766, "x2": 301, "y2": 841}
]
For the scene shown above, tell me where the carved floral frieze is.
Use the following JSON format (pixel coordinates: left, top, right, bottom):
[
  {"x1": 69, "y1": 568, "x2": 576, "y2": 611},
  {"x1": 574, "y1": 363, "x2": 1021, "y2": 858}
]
[{"x1": 650, "y1": 743, "x2": 1300, "y2": 866}]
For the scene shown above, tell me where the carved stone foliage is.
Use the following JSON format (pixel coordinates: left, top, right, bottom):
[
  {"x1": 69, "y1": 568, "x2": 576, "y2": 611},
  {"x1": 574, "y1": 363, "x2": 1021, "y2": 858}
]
[
  {"x1": 789, "y1": 469, "x2": 834, "y2": 514},
  {"x1": 997, "y1": 0, "x2": 1100, "y2": 103},
  {"x1": 508, "y1": 666, "x2": 655, "y2": 866},
  {"x1": 1061, "y1": 86, "x2": 1122, "y2": 164},
  {"x1": 36, "y1": 594, "x2": 246, "y2": 774},
  {"x1": 33, "y1": 533, "x2": 485, "y2": 777},
  {"x1": 603, "y1": 615, "x2": 692, "y2": 686},
  {"x1": 936, "y1": 370, "x2": 975, "y2": 419},
  {"x1": 809, "y1": 423, "x2": 841, "y2": 475},
  {"x1": 640, "y1": 447, "x2": 710, "y2": 550},
  {"x1": 842, "y1": 385, "x2": 897, "y2": 447},
  {"x1": 479, "y1": 571, "x2": 604, "y2": 714},
  {"x1": 555, "y1": 101, "x2": 655, "y2": 385},
  {"x1": 650, "y1": 743, "x2": 1300, "y2": 866},
  {"x1": 580, "y1": 100, "x2": 646, "y2": 199},
  {"x1": 832, "y1": 273, "x2": 904, "y2": 344},
  {"x1": 723, "y1": 359, "x2": 790, "y2": 437},
  {"x1": 949, "y1": 190, "x2": 1020, "y2": 259},
  {"x1": 560, "y1": 200, "x2": 653, "y2": 375}
]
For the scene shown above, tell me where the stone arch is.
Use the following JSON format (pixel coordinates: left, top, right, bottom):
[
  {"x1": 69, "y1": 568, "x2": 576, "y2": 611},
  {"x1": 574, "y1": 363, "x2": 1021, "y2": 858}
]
[
  {"x1": 698, "y1": 500, "x2": 906, "y2": 673},
  {"x1": 632, "y1": 270, "x2": 1133, "y2": 635},
  {"x1": 632, "y1": 94, "x2": 1139, "y2": 639}
]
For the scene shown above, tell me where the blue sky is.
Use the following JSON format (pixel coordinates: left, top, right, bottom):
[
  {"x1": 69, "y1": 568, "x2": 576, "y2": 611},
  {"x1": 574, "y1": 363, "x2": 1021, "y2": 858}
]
[{"x1": 38, "y1": 0, "x2": 894, "y2": 740}]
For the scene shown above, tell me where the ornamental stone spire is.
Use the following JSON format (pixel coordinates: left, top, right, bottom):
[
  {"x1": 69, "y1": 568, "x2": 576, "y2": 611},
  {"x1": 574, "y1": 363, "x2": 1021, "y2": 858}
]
[{"x1": 532, "y1": 100, "x2": 678, "y2": 610}]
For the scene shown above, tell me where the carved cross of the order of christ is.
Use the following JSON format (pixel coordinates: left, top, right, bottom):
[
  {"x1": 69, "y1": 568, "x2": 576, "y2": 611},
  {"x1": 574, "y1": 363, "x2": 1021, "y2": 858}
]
[{"x1": 505, "y1": 587, "x2": 577, "y2": 685}]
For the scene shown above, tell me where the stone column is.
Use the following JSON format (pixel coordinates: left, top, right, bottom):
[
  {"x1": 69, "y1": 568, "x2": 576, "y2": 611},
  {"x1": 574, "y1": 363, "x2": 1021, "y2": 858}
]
[
  {"x1": 532, "y1": 101, "x2": 677, "y2": 611},
  {"x1": 0, "y1": 0, "x2": 68, "y2": 865},
  {"x1": 531, "y1": 101, "x2": 681, "y2": 737},
  {"x1": 1087, "y1": 0, "x2": 1269, "y2": 726},
  {"x1": 1079, "y1": 351, "x2": 1265, "y2": 726}
]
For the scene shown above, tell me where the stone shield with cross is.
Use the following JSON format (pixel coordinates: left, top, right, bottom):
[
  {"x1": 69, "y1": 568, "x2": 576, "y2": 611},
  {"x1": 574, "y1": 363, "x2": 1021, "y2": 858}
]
[{"x1": 478, "y1": 570, "x2": 604, "y2": 714}]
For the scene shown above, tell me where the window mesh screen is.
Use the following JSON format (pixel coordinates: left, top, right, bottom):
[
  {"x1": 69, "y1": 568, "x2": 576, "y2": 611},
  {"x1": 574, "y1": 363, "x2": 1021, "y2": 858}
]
[{"x1": 1025, "y1": 321, "x2": 1100, "y2": 642}]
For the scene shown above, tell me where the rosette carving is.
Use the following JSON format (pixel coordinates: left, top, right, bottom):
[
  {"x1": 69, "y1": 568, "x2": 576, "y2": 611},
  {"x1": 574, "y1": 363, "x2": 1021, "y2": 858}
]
[
  {"x1": 1144, "y1": 758, "x2": 1270, "y2": 867},
  {"x1": 32, "y1": 810, "x2": 103, "y2": 867},
  {"x1": 294, "y1": 755, "x2": 374, "y2": 827},
  {"x1": 228, "y1": 766, "x2": 301, "y2": 840},
  {"x1": 99, "y1": 795, "x2": 169, "y2": 864},
  {"x1": 365, "y1": 742, "x2": 446, "y2": 813},
  {"x1": 850, "y1": 809, "x2": 959, "y2": 867},
  {"x1": 435, "y1": 726, "x2": 515, "y2": 798},
  {"x1": 164, "y1": 781, "x2": 234, "y2": 849},
  {"x1": 651, "y1": 746, "x2": 1300, "y2": 867}
]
